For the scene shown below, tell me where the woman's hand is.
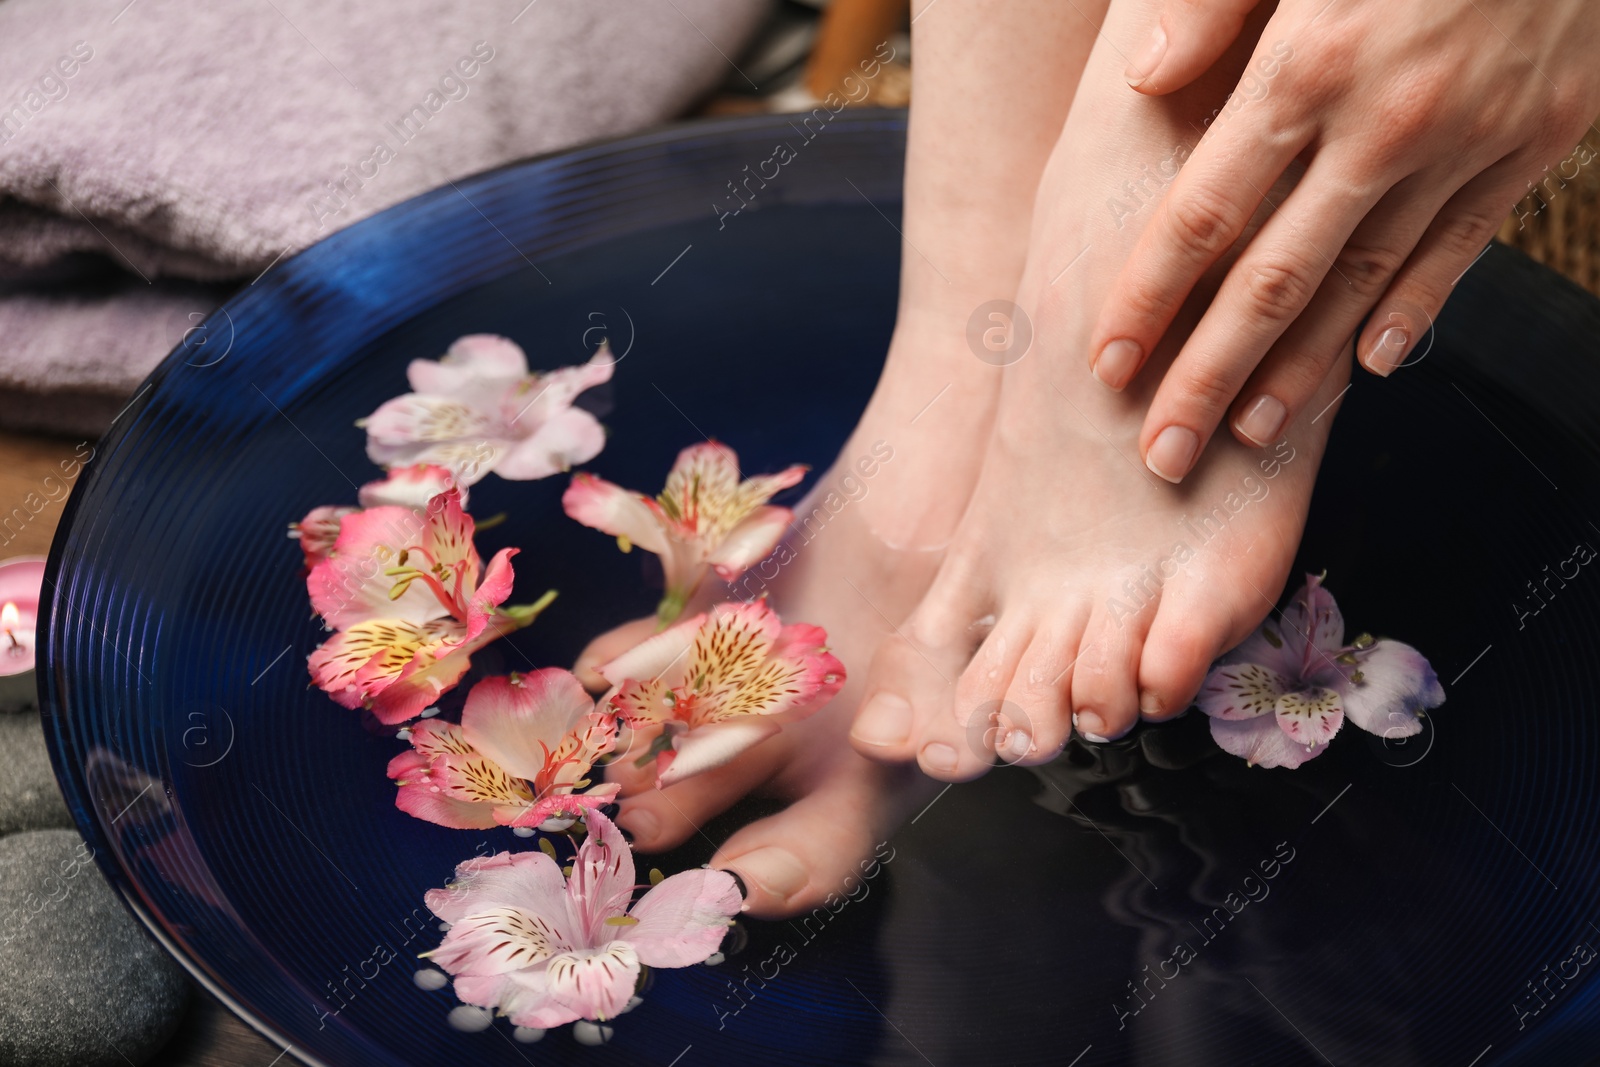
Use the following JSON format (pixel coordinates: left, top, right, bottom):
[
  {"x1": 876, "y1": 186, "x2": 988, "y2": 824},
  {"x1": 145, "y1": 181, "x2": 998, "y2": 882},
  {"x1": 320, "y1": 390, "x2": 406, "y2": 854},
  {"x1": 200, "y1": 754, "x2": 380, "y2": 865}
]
[{"x1": 1088, "y1": 0, "x2": 1600, "y2": 483}]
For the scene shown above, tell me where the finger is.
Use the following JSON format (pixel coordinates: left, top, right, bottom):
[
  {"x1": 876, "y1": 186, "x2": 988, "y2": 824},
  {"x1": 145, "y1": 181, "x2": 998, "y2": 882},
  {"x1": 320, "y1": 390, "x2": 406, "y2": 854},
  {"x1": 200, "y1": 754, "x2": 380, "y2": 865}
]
[
  {"x1": 1137, "y1": 152, "x2": 1390, "y2": 481},
  {"x1": 1358, "y1": 165, "x2": 1529, "y2": 377},
  {"x1": 1225, "y1": 170, "x2": 1452, "y2": 445},
  {"x1": 1088, "y1": 105, "x2": 1311, "y2": 394},
  {"x1": 1126, "y1": 0, "x2": 1264, "y2": 95}
]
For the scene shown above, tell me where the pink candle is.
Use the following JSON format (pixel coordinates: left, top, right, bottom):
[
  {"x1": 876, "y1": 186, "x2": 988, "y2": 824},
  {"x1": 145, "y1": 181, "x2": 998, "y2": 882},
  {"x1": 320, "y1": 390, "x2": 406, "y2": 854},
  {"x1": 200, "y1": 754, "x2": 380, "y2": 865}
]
[{"x1": 0, "y1": 556, "x2": 44, "y2": 713}]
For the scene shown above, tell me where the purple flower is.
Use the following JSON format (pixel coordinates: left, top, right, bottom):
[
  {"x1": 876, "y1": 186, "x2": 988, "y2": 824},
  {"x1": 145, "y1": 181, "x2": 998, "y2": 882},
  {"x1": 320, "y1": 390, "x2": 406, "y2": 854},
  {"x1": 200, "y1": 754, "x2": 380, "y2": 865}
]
[{"x1": 1198, "y1": 575, "x2": 1445, "y2": 768}]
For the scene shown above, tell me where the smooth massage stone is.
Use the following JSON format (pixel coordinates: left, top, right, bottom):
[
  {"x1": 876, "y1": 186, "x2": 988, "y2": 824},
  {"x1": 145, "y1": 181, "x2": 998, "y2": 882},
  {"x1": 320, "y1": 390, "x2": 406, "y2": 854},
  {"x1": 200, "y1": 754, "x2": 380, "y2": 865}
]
[
  {"x1": 0, "y1": 711, "x2": 74, "y2": 835},
  {"x1": 0, "y1": 830, "x2": 190, "y2": 1066}
]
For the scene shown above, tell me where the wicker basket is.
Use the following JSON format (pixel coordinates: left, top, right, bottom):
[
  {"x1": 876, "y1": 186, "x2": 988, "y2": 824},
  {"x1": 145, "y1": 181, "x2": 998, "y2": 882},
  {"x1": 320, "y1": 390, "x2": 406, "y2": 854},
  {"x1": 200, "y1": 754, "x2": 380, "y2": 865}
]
[{"x1": 1497, "y1": 127, "x2": 1600, "y2": 296}]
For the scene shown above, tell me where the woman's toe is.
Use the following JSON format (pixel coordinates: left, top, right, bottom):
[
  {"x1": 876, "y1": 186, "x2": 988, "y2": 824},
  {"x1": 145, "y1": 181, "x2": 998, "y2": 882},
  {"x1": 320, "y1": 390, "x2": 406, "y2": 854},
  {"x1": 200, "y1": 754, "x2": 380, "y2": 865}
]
[
  {"x1": 850, "y1": 632, "x2": 969, "y2": 765},
  {"x1": 1070, "y1": 596, "x2": 1153, "y2": 742},
  {"x1": 711, "y1": 757, "x2": 931, "y2": 918},
  {"x1": 573, "y1": 615, "x2": 661, "y2": 691},
  {"x1": 603, "y1": 729, "x2": 660, "y2": 796},
  {"x1": 1000, "y1": 620, "x2": 1088, "y2": 765},
  {"x1": 850, "y1": 559, "x2": 990, "y2": 761},
  {"x1": 952, "y1": 620, "x2": 1030, "y2": 733},
  {"x1": 1137, "y1": 580, "x2": 1240, "y2": 722},
  {"x1": 911, "y1": 703, "x2": 995, "y2": 782},
  {"x1": 614, "y1": 743, "x2": 781, "y2": 851}
]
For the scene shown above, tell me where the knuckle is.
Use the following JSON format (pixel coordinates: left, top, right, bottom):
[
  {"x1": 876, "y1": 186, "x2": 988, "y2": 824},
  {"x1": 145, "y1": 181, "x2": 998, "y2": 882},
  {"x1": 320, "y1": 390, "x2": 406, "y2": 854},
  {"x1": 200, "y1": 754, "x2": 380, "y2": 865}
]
[
  {"x1": 1370, "y1": 85, "x2": 1447, "y2": 163},
  {"x1": 1177, "y1": 361, "x2": 1242, "y2": 411},
  {"x1": 1543, "y1": 83, "x2": 1592, "y2": 141},
  {"x1": 1261, "y1": 345, "x2": 1339, "y2": 406},
  {"x1": 1165, "y1": 192, "x2": 1238, "y2": 258},
  {"x1": 1437, "y1": 201, "x2": 1504, "y2": 256},
  {"x1": 1240, "y1": 259, "x2": 1317, "y2": 320},
  {"x1": 1463, "y1": 92, "x2": 1514, "y2": 152},
  {"x1": 1118, "y1": 276, "x2": 1172, "y2": 328},
  {"x1": 1333, "y1": 241, "x2": 1406, "y2": 300},
  {"x1": 1370, "y1": 114, "x2": 1428, "y2": 168},
  {"x1": 1281, "y1": 38, "x2": 1351, "y2": 106},
  {"x1": 1282, "y1": 63, "x2": 1337, "y2": 110}
]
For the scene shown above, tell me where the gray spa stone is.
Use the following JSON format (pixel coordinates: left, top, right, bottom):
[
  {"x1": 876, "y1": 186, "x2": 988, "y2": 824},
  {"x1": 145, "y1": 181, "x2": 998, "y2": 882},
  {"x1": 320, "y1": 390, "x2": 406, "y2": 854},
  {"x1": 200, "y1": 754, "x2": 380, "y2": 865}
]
[
  {"x1": 0, "y1": 710, "x2": 74, "y2": 835},
  {"x1": 0, "y1": 830, "x2": 191, "y2": 1066}
]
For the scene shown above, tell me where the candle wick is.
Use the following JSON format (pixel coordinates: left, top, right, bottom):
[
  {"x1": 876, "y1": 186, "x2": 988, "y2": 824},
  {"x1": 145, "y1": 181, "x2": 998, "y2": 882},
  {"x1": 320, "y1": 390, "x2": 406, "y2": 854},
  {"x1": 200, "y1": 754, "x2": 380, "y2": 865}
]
[{"x1": 4, "y1": 630, "x2": 17, "y2": 651}]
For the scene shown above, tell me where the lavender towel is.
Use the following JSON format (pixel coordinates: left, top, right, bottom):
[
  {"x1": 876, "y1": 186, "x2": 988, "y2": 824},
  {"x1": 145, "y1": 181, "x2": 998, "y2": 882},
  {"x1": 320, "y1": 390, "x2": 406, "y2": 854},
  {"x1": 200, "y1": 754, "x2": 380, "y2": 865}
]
[{"x1": 0, "y1": 0, "x2": 767, "y2": 435}]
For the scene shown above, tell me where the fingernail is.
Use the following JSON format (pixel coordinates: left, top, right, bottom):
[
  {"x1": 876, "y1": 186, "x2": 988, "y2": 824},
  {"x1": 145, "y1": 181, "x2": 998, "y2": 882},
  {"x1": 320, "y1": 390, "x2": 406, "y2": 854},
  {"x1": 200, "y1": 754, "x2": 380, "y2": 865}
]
[
  {"x1": 1364, "y1": 325, "x2": 1409, "y2": 376},
  {"x1": 1234, "y1": 395, "x2": 1287, "y2": 447},
  {"x1": 1145, "y1": 426, "x2": 1200, "y2": 483},
  {"x1": 729, "y1": 847, "x2": 809, "y2": 902},
  {"x1": 852, "y1": 693, "x2": 913, "y2": 746},
  {"x1": 1139, "y1": 691, "x2": 1163, "y2": 719},
  {"x1": 1001, "y1": 729, "x2": 1032, "y2": 762},
  {"x1": 1073, "y1": 712, "x2": 1110, "y2": 744},
  {"x1": 617, "y1": 808, "x2": 658, "y2": 843},
  {"x1": 920, "y1": 742, "x2": 958, "y2": 774},
  {"x1": 1093, "y1": 339, "x2": 1143, "y2": 390},
  {"x1": 1125, "y1": 23, "x2": 1167, "y2": 87}
]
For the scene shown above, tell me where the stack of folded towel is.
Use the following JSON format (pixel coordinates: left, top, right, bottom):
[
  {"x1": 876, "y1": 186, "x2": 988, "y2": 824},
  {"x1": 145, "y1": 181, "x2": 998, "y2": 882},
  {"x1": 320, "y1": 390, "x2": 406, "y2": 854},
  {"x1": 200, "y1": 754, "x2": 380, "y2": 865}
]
[{"x1": 0, "y1": 0, "x2": 767, "y2": 435}]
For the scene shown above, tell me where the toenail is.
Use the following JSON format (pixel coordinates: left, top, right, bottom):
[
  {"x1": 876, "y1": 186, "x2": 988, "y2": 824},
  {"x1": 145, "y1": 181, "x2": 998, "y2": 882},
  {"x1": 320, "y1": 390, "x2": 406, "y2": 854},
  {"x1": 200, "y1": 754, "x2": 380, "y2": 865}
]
[
  {"x1": 1073, "y1": 711, "x2": 1111, "y2": 744},
  {"x1": 1139, "y1": 691, "x2": 1164, "y2": 719},
  {"x1": 1001, "y1": 729, "x2": 1033, "y2": 762},
  {"x1": 728, "y1": 847, "x2": 809, "y2": 902},
  {"x1": 1234, "y1": 395, "x2": 1287, "y2": 447},
  {"x1": 921, "y1": 742, "x2": 959, "y2": 774},
  {"x1": 852, "y1": 694, "x2": 913, "y2": 747},
  {"x1": 1146, "y1": 426, "x2": 1200, "y2": 483},
  {"x1": 714, "y1": 868, "x2": 750, "y2": 901},
  {"x1": 617, "y1": 808, "x2": 659, "y2": 843},
  {"x1": 1093, "y1": 338, "x2": 1143, "y2": 390}
]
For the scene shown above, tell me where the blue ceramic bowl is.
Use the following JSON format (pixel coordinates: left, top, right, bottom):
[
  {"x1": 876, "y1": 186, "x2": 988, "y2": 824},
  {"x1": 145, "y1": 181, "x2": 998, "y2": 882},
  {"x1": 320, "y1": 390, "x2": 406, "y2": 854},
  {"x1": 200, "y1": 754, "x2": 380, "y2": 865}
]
[{"x1": 42, "y1": 110, "x2": 1600, "y2": 1065}]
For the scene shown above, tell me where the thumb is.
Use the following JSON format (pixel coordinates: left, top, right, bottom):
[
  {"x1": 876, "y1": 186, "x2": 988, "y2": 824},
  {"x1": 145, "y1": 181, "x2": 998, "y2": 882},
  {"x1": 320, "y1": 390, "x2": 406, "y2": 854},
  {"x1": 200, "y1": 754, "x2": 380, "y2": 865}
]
[{"x1": 1125, "y1": 0, "x2": 1262, "y2": 95}]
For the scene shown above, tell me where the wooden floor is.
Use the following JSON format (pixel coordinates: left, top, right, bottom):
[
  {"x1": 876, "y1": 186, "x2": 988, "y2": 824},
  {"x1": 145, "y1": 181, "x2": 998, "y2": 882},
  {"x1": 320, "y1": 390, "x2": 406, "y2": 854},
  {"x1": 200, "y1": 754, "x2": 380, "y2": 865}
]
[{"x1": 0, "y1": 429, "x2": 285, "y2": 1065}]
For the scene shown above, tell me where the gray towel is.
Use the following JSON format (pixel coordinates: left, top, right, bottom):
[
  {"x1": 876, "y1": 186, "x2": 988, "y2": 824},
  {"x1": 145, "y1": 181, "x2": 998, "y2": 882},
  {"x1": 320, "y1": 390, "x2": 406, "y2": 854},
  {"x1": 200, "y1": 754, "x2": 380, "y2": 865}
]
[{"x1": 0, "y1": 0, "x2": 767, "y2": 435}]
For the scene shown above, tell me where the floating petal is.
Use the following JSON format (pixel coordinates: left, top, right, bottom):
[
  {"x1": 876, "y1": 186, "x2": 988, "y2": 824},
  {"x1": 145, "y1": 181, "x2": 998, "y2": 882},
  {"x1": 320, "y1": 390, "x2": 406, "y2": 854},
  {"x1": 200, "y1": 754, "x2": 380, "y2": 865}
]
[
  {"x1": 1208, "y1": 715, "x2": 1328, "y2": 769},
  {"x1": 1332, "y1": 639, "x2": 1444, "y2": 739},
  {"x1": 1197, "y1": 662, "x2": 1291, "y2": 720},
  {"x1": 1274, "y1": 686, "x2": 1345, "y2": 746}
]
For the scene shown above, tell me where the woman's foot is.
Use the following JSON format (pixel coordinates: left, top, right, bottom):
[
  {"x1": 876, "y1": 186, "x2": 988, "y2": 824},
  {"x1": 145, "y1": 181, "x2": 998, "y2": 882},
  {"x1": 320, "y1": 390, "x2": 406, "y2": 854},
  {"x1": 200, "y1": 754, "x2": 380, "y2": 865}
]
[
  {"x1": 849, "y1": 0, "x2": 1348, "y2": 780},
  {"x1": 583, "y1": 397, "x2": 967, "y2": 918},
  {"x1": 574, "y1": 0, "x2": 1108, "y2": 917},
  {"x1": 578, "y1": 289, "x2": 1013, "y2": 922}
]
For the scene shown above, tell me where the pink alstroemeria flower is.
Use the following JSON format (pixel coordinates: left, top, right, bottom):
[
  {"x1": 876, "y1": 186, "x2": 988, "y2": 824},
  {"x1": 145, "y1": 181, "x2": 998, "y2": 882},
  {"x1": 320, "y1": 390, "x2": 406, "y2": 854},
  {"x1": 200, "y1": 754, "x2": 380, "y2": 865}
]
[
  {"x1": 598, "y1": 599, "x2": 844, "y2": 786},
  {"x1": 388, "y1": 671, "x2": 620, "y2": 830},
  {"x1": 357, "y1": 463, "x2": 462, "y2": 510},
  {"x1": 563, "y1": 441, "x2": 806, "y2": 623},
  {"x1": 305, "y1": 489, "x2": 553, "y2": 723},
  {"x1": 1199, "y1": 575, "x2": 1445, "y2": 768},
  {"x1": 423, "y1": 810, "x2": 741, "y2": 1028},
  {"x1": 362, "y1": 334, "x2": 613, "y2": 488},
  {"x1": 290, "y1": 505, "x2": 357, "y2": 571},
  {"x1": 289, "y1": 465, "x2": 460, "y2": 569}
]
